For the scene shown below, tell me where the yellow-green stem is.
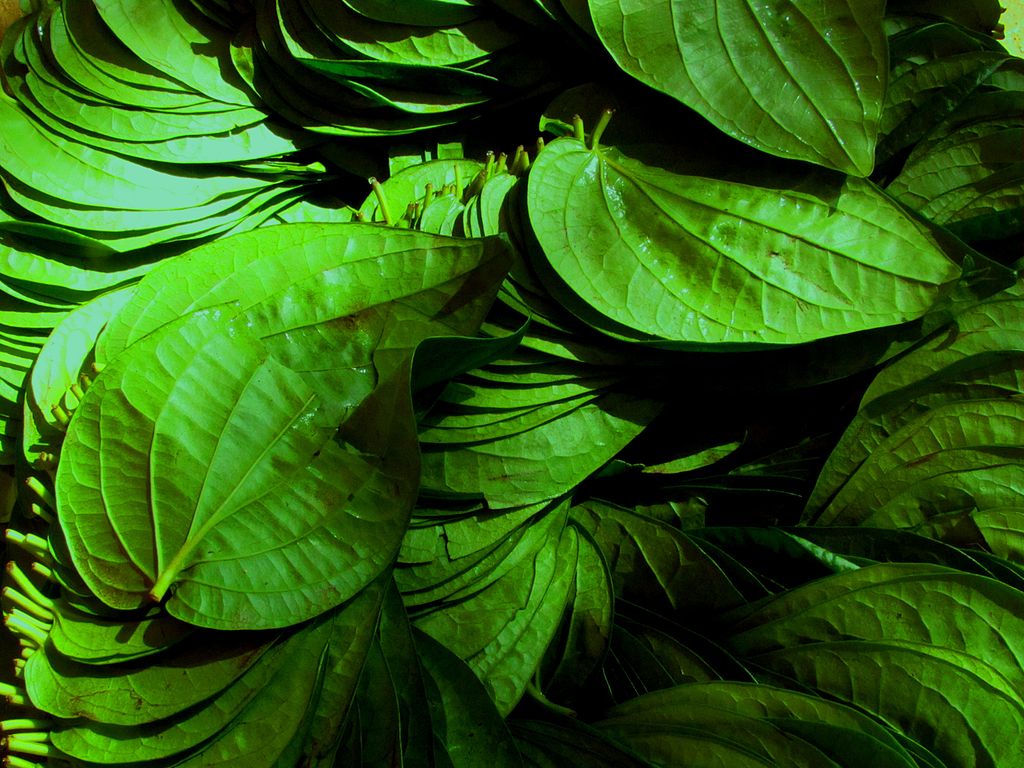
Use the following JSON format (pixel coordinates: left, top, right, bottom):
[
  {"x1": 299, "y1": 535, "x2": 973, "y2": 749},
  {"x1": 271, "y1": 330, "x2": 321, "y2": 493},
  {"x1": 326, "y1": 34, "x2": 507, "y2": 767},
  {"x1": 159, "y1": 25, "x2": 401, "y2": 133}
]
[
  {"x1": 571, "y1": 114, "x2": 585, "y2": 141},
  {"x1": 368, "y1": 177, "x2": 394, "y2": 226},
  {"x1": 5, "y1": 735, "x2": 52, "y2": 757},
  {"x1": 4, "y1": 532, "x2": 50, "y2": 563},
  {"x1": 2, "y1": 588, "x2": 53, "y2": 622},
  {"x1": 5, "y1": 564, "x2": 53, "y2": 610},
  {"x1": 590, "y1": 108, "x2": 614, "y2": 151},
  {"x1": 0, "y1": 720, "x2": 51, "y2": 733},
  {"x1": 23, "y1": 478, "x2": 54, "y2": 513},
  {"x1": 0, "y1": 682, "x2": 27, "y2": 705}
]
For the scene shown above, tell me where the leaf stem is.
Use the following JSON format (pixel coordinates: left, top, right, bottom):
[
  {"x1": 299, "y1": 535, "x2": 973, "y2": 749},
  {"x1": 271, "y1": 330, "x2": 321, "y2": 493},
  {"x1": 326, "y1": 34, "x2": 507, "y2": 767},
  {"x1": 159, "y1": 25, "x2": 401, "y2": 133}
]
[
  {"x1": 23, "y1": 478, "x2": 55, "y2": 513},
  {"x1": 4, "y1": 735, "x2": 52, "y2": 757},
  {"x1": 0, "y1": 720, "x2": 52, "y2": 733},
  {"x1": 4, "y1": 564, "x2": 52, "y2": 611},
  {"x1": 3, "y1": 532, "x2": 50, "y2": 563},
  {"x1": 2, "y1": 588, "x2": 52, "y2": 622},
  {"x1": 4, "y1": 610, "x2": 49, "y2": 647},
  {"x1": 28, "y1": 563, "x2": 55, "y2": 584},
  {"x1": 0, "y1": 682, "x2": 27, "y2": 706},
  {"x1": 525, "y1": 678, "x2": 576, "y2": 718},
  {"x1": 368, "y1": 177, "x2": 394, "y2": 226},
  {"x1": 27, "y1": 503, "x2": 53, "y2": 525},
  {"x1": 7, "y1": 754, "x2": 45, "y2": 768},
  {"x1": 49, "y1": 404, "x2": 70, "y2": 429},
  {"x1": 590, "y1": 108, "x2": 615, "y2": 152},
  {"x1": 571, "y1": 114, "x2": 585, "y2": 142}
]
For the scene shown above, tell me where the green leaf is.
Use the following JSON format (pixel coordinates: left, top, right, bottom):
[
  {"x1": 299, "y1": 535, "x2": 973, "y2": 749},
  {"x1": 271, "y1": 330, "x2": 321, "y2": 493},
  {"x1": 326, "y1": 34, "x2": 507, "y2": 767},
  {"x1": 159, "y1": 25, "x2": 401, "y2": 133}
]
[
  {"x1": 48, "y1": 601, "x2": 194, "y2": 665},
  {"x1": 887, "y1": 109, "x2": 1024, "y2": 241},
  {"x1": 511, "y1": 719, "x2": 652, "y2": 768},
  {"x1": 302, "y1": 0, "x2": 520, "y2": 66},
  {"x1": 811, "y1": 397, "x2": 1024, "y2": 530},
  {"x1": 358, "y1": 158, "x2": 483, "y2": 225},
  {"x1": 337, "y1": 583, "x2": 434, "y2": 767},
  {"x1": 540, "y1": 521, "x2": 613, "y2": 704},
  {"x1": 24, "y1": 628, "x2": 275, "y2": 725},
  {"x1": 0, "y1": 92, "x2": 272, "y2": 214},
  {"x1": 805, "y1": 278, "x2": 1024, "y2": 529},
  {"x1": 95, "y1": 223, "x2": 509, "y2": 367},
  {"x1": 877, "y1": 23, "x2": 1009, "y2": 167},
  {"x1": 414, "y1": 513, "x2": 578, "y2": 715},
  {"x1": 420, "y1": 387, "x2": 659, "y2": 507},
  {"x1": 725, "y1": 562, "x2": 1024, "y2": 691},
  {"x1": 22, "y1": 286, "x2": 136, "y2": 464},
  {"x1": 597, "y1": 681, "x2": 920, "y2": 768},
  {"x1": 527, "y1": 136, "x2": 963, "y2": 346},
  {"x1": 608, "y1": 628, "x2": 694, "y2": 704},
  {"x1": 588, "y1": 0, "x2": 888, "y2": 174},
  {"x1": 58, "y1": 225, "x2": 511, "y2": 627},
  {"x1": 750, "y1": 640, "x2": 1024, "y2": 768},
  {"x1": 92, "y1": 0, "x2": 255, "y2": 104},
  {"x1": 399, "y1": 499, "x2": 564, "y2": 609},
  {"x1": 57, "y1": 0, "x2": 214, "y2": 108},
  {"x1": 884, "y1": 0, "x2": 1004, "y2": 37},
  {"x1": 48, "y1": 629, "x2": 290, "y2": 764},
  {"x1": 344, "y1": 0, "x2": 483, "y2": 27},
  {"x1": 571, "y1": 500, "x2": 747, "y2": 616},
  {"x1": 291, "y1": 581, "x2": 387, "y2": 766},
  {"x1": 416, "y1": 629, "x2": 525, "y2": 768}
]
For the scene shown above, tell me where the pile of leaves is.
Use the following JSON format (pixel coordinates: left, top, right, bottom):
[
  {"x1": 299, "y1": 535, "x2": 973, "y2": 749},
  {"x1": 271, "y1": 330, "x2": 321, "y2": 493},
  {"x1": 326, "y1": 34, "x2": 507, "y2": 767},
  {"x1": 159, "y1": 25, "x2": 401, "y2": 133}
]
[{"x1": 1, "y1": 1, "x2": 1022, "y2": 767}]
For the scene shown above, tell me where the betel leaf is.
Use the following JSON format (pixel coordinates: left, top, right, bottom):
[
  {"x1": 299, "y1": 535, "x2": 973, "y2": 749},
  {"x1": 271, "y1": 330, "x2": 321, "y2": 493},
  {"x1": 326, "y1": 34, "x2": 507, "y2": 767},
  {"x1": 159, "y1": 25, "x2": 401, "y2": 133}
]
[
  {"x1": 302, "y1": 0, "x2": 520, "y2": 67},
  {"x1": 337, "y1": 582, "x2": 434, "y2": 767},
  {"x1": 539, "y1": 521, "x2": 614, "y2": 705},
  {"x1": 588, "y1": 0, "x2": 888, "y2": 175},
  {"x1": 810, "y1": 397, "x2": 1024, "y2": 531},
  {"x1": 511, "y1": 719, "x2": 652, "y2": 767},
  {"x1": 57, "y1": 225, "x2": 512, "y2": 628},
  {"x1": 419, "y1": 387, "x2": 659, "y2": 508},
  {"x1": 91, "y1": 0, "x2": 255, "y2": 105},
  {"x1": 416, "y1": 629, "x2": 524, "y2": 768},
  {"x1": 414, "y1": 507, "x2": 578, "y2": 715},
  {"x1": 804, "y1": 277, "x2": 1024, "y2": 524},
  {"x1": 142, "y1": 605, "x2": 339, "y2": 768},
  {"x1": 0, "y1": 92, "x2": 271, "y2": 214},
  {"x1": 724, "y1": 562, "x2": 1024, "y2": 689},
  {"x1": 57, "y1": 311, "x2": 365, "y2": 625},
  {"x1": 399, "y1": 499, "x2": 563, "y2": 609},
  {"x1": 47, "y1": 630, "x2": 291, "y2": 764},
  {"x1": 527, "y1": 135, "x2": 964, "y2": 346},
  {"x1": 595, "y1": 681, "x2": 919, "y2": 768},
  {"x1": 570, "y1": 500, "x2": 747, "y2": 616},
  {"x1": 22, "y1": 286, "x2": 136, "y2": 463},
  {"x1": 24, "y1": 627, "x2": 275, "y2": 725},
  {"x1": 296, "y1": 579, "x2": 388, "y2": 766},
  {"x1": 749, "y1": 640, "x2": 1024, "y2": 768},
  {"x1": 887, "y1": 109, "x2": 1024, "y2": 242},
  {"x1": 94, "y1": 223, "x2": 509, "y2": 368},
  {"x1": 48, "y1": 600, "x2": 194, "y2": 665}
]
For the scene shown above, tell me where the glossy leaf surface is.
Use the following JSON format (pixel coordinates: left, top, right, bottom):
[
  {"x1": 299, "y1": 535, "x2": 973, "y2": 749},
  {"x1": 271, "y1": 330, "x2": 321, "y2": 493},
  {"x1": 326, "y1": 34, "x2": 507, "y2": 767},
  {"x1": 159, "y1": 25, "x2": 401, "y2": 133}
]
[
  {"x1": 588, "y1": 0, "x2": 888, "y2": 174},
  {"x1": 528, "y1": 136, "x2": 963, "y2": 346}
]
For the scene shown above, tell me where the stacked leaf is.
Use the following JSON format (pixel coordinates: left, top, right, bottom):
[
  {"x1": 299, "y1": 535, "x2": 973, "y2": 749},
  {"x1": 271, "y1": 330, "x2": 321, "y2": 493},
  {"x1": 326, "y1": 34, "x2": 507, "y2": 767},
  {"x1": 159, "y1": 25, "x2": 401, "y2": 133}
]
[
  {"x1": 0, "y1": 0, "x2": 334, "y2": 464},
  {"x1": 878, "y1": 20, "x2": 1024, "y2": 245},
  {"x1": 720, "y1": 562, "x2": 1024, "y2": 767},
  {"x1": 0, "y1": 1, "x2": 329, "y2": 253},
  {"x1": 235, "y1": 0, "x2": 580, "y2": 136},
  {"x1": 803, "y1": 275, "x2": 1024, "y2": 558},
  {"x1": 0, "y1": 221, "x2": 516, "y2": 765},
  {"x1": 0, "y1": 1, "x2": 1022, "y2": 767}
]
